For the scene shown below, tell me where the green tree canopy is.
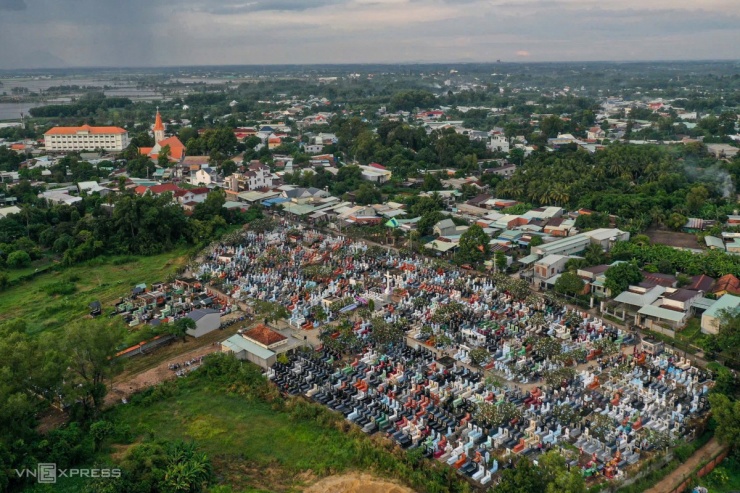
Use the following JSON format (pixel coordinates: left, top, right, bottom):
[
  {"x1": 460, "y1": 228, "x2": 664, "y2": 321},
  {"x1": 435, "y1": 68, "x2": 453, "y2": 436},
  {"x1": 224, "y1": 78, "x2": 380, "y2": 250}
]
[{"x1": 604, "y1": 262, "x2": 643, "y2": 295}]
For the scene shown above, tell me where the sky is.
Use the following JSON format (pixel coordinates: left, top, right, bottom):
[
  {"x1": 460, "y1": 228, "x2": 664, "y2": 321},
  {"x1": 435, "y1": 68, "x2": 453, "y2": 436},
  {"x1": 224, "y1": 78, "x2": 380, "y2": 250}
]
[{"x1": 0, "y1": 0, "x2": 738, "y2": 69}]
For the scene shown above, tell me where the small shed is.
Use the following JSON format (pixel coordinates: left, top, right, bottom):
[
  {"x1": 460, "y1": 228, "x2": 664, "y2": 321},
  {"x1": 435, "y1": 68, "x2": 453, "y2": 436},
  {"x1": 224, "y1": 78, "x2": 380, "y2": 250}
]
[{"x1": 185, "y1": 309, "x2": 221, "y2": 338}]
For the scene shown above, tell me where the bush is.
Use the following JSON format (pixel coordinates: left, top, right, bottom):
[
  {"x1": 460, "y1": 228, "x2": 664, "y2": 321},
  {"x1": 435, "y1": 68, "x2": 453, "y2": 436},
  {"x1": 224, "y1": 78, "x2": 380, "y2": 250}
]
[
  {"x1": 43, "y1": 281, "x2": 77, "y2": 296},
  {"x1": 6, "y1": 250, "x2": 31, "y2": 269}
]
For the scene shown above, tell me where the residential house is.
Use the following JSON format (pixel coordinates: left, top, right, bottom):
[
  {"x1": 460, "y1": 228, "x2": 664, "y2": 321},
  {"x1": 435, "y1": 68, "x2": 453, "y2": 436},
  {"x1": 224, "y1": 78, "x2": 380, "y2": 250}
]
[
  {"x1": 534, "y1": 254, "x2": 569, "y2": 282},
  {"x1": 687, "y1": 274, "x2": 715, "y2": 293},
  {"x1": 39, "y1": 189, "x2": 82, "y2": 206},
  {"x1": 175, "y1": 187, "x2": 210, "y2": 206},
  {"x1": 0, "y1": 205, "x2": 21, "y2": 218},
  {"x1": 190, "y1": 166, "x2": 221, "y2": 186},
  {"x1": 434, "y1": 219, "x2": 458, "y2": 237},
  {"x1": 577, "y1": 264, "x2": 610, "y2": 296},
  {"x1": 713, "y1": 274, "x2": 740, "y2": 297},
  {"x1": 134, "y1": 183, "x2": 181, "y2": 197},
  {"x1": 701, "y1": 294, "x2": 740, "y2": 335},
  {"x1": 488, "y1": 134, "x2": 510, "y2": 153}
]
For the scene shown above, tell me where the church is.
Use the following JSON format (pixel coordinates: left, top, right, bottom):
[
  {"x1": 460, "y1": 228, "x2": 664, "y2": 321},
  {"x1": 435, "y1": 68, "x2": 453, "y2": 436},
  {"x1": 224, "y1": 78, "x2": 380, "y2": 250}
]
[{"x1": 139, "y1": 109, "x2": 186, "y2": 163}]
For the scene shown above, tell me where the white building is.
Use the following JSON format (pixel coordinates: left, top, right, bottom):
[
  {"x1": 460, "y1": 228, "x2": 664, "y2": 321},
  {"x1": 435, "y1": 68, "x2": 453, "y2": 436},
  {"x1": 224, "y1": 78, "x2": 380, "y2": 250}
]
[
  {"x1": 44, "y1": 125, "x2": 129, "y2": 152},
  {"x1": 488, "y1": 134, "x2": 510, "y2": 153},
  {"x1": 701, "y1": 294, "x2": 740, "y2": 335}
]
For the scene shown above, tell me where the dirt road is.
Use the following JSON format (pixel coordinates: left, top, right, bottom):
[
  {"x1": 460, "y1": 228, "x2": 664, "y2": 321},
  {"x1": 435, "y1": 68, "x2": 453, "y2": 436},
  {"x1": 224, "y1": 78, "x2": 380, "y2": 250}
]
[
  {"x1": 105, "y1": 344, "x2": 221, "y2": 406},
  {"x1": 644, "y1": 438, "x2": 724, "y2": 493}
]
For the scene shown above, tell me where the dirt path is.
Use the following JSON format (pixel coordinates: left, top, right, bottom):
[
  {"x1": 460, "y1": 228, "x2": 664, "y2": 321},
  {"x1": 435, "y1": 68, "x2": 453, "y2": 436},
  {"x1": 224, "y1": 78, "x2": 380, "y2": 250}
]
[
  {"x1": 644, "y1": 437, "x2": 724, "y2": 493},
  {"x1": 105, "y1": 344, "x2": 221, "y2": 407},
  {"x1": 304, "y1": 473, "x2": 415, "y2": 493}
]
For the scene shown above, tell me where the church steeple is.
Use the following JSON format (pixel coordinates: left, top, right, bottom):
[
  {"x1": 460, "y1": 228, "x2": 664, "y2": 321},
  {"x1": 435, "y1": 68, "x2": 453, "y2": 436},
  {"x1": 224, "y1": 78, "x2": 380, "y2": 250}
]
[{"x1": 153, "y1": 107, "x2": 165, "y2": 143}]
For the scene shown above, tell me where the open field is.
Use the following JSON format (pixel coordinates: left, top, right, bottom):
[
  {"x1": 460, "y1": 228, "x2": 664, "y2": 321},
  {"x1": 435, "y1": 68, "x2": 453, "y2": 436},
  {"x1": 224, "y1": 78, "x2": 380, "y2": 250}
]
[
  {"x1": 0, "y1": 249, "x2": 191, "y2": 336},
  {"x1": 644, "y1": 226, "x2": 702, "y2": 249}
]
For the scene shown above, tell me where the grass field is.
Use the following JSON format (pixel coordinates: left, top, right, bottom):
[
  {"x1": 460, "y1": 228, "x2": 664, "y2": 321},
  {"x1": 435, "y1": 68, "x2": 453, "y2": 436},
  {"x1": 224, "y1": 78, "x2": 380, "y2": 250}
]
[
  {"x1": 0, "y1": 249, "x2": 191, "y2": 336},
  {"x1": 92, "y1": 362, "x2": 469, "y2": 493}
]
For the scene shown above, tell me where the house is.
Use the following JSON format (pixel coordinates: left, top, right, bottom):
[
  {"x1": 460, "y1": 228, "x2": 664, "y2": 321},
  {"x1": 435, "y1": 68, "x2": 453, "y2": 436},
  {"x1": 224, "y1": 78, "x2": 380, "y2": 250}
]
[
  {"x1": 488, "y1": 134, "x2": 510, "y2": 153},
  {"x1": 184, "y1": 309, "x2": 221, "y2": 338},
  {"x1": 705, "y1": 236, "x2": 725, "y2": 250},
  {"x1": 636, "y1": 304, "x2": 689, "y2": 330},
  {"x1": 577, "y1": 264, "x2": 610, "y2": 295},
  {"x1": 534, "y1": 254, "x2": 569, "y2": 282},
  {"x1": 221, "y1": 324, "x2": 292, "y2": 369},
  {"x1": 358, "y1": 165, "x2": 392, "y2": 184},
  {"x1": 701, "y1": 294, "x2": 740, "y2": 335},
  {"x1": 39, "y1": 190, "x2": 82, "y2": 206},
  {"x1": 134, "y1": 183, "x2": 181, "y2": 197},
  {"x1": 613, "y1": 285, "x2": 667, "y2": 312},
  {"x1": 687, "y1": 274, "x2": 715, "y2": 293},
  {"x1": 587, "y1": 127, "x2": 606, "y2": 140},
  {"x1": 581, "y1": 228, "x2": 630, "y2": 252},
  {"x1": 175, "y1": 187, "x2": 210, "y2": 205},
  {"x1": 190, "y1": 166, "x2": 219, "y2": 186},
  {"x1": 0, "y1": 205, "x2": 21, "y2": 218},
  {"x1": 434, "y1": 219, "x2": 458, "y2": 237},
  {"x1": 661, "y1": 289, "x2": 701, "y2": 312},
  {"x1": 713, "y1": 274, "x2": 740, "y2": 297}
]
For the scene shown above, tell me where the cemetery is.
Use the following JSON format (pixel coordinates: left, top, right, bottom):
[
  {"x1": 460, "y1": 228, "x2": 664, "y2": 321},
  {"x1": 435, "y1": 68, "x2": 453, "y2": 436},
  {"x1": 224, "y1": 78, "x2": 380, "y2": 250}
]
[{"x1": 196, "y1": 223, "x2": 713, "y2": 487}]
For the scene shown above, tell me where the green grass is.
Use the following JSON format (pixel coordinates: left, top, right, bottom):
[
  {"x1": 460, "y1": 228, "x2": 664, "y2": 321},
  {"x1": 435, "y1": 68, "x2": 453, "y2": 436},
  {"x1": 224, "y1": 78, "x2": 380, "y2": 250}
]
[
  {"x1": 0, "y1": 249, "x2": 191, "y2": 336},
  {"x1": 107, "y1": 383, "x2": 365, "y2": 492},
  {"x1": 100, "y1": 363, "x2": 470, "y2": 493},
  {"x1": 697, "y1": 456, "x2": 740, "y2": 493}
]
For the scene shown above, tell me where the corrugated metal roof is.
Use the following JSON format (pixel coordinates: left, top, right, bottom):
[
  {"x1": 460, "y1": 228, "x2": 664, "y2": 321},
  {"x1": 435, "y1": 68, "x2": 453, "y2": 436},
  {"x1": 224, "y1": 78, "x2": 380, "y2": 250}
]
[
  {"x1": 222, "y1": 335, "x2": 275, "y2": 360},
  {"x1": 637, "y1": 305, "x2": 686, "y2": 323}
]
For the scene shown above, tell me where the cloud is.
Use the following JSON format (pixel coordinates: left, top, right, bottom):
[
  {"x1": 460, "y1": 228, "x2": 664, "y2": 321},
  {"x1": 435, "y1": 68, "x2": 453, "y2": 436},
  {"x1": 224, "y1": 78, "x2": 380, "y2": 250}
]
[
  {"x1": 0, "y1": 0, "x2": 738, "y2": 67},
  {"x1": 0, "y1": 0, "x2": 26, "y2": 10},
  {"x1": 197, "y1": 0, "x2": 345, "y2": 14}
]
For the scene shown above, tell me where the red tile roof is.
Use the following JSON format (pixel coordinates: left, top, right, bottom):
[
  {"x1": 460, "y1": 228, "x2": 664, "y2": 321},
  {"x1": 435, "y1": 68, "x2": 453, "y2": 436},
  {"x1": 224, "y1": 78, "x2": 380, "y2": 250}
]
[
  {"x1": 157, "y1": 136, "x2": 186, "y2": 160},
  {"x1": 243, "y1": 324, "x2": 287, "y2": 347},
  {"x1": 136, "y1": 183, "x2": 181, "y2": 196},
  {"x1": 45, "y1": 124, "x2": 126, "y2": 135},
  {"x1": 713, "y1": 274, "x2": 740, "y2": 295}
]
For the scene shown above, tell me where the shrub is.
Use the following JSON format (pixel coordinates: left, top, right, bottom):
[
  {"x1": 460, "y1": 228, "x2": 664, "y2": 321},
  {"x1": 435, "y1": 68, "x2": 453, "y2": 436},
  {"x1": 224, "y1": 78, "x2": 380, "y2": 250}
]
[{"x1": 6, "y1": 250, "x2": 31, "y2": 269}]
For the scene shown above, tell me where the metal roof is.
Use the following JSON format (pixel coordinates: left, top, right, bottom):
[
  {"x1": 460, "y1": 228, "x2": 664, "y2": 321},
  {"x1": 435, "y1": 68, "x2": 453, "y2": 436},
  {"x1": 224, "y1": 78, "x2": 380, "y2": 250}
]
[
  {"x1": 703, "y1": 294, "x2": 740, "y2": 319},
  {"x1": 637, "y1": 304, "x2": 687, "y2": 323},
  {"x1": 222, "y1": 335, "x2": 275, "y2": 360}
]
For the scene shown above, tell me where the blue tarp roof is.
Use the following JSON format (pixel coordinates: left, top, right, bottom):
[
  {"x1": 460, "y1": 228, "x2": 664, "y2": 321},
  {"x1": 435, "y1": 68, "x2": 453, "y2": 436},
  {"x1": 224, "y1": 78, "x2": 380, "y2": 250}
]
[{"x1": 263, "y1": 197, "x2": 289, "y2": 206}]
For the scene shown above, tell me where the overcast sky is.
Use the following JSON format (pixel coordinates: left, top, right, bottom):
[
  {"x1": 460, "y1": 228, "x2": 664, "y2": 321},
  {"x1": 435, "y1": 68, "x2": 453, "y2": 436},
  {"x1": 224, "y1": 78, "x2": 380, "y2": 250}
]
[{"x1": 0, "y1": 0, "x2": 738, "y2": 68}]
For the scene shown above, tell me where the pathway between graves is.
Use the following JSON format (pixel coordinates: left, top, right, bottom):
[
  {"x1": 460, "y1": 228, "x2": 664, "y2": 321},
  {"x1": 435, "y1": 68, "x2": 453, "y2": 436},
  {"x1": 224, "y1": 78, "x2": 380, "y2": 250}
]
[{"x1": 644, "y1": 437, "x2": 724, "y2": 493}]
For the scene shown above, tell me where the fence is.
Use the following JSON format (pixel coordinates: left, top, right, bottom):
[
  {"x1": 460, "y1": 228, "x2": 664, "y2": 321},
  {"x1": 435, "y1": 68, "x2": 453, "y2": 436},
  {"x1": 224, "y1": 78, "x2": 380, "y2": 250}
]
[{"x1": 667, "y1": 447, "x2": 730, "y2": 493}]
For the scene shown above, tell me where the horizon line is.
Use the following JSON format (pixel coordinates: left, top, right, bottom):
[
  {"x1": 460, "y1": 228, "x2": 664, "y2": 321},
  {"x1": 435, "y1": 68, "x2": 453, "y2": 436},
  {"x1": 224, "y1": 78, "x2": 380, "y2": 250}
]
[{"x1": 1, "y1": 58, "x2": 739, "y2": 72}]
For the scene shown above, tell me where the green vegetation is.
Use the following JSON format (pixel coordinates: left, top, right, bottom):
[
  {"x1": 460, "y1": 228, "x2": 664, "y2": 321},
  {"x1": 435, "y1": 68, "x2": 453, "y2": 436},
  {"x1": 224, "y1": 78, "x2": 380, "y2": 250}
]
[
  {"x1": 97, "y1": 354, "x2": 471, "y2": 493},
  {"x1": 0, "y1": 249, "x2": 188, "y2": 335}
]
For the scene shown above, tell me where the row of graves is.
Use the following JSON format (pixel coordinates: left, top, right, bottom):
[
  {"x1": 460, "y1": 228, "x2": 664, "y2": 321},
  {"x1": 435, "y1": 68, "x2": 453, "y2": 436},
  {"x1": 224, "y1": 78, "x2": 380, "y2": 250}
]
[
  {"x1": 112, "y1": 278, "x2": 233, "y2": 328},
  {"x1": 194, "y1": 224, "x2": 712, "y2": 487}
]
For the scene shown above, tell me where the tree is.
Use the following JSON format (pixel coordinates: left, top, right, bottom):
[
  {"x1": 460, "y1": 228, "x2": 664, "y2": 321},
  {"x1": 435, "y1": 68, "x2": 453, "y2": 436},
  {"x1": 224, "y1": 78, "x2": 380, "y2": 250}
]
[
  {"x1": 62, "y1": 323, "x2": 121, "y2": 419},
  {"x1": 455, "y1": 224, "x2": 490, "y2": 266},
  {"x1": 716, "y1": 309, "x2": 740, "y2": 365},
  {"x1": 421, "y1": 172, "x2": 443, "y2": 191},
  {"x1": 6, "y1": 250, "x2": 31, "y2": 268},
  {"x1": 90, "y1": 420, "x2": 114, "y2": 452},
  {"x1": 157, "y1": 144, "x2": 171, "y2": 168},
  {"x1": 468, "y1": 347, "x2": 490, "y2": 366},
  {"x1": 495, "y1": 251, "x2": 508, "y2": 273},
  {"x1": 604, "y1": 262, "x2": 643, "y2": 295},
  {"x1": 220, "y1": 160, "x2": 237, "y2": 177},
  {"x1": 529, "y1": 235, "x2": 544, "y2": 247},
  {"x1": 553, "y1": 272, "x2": 585, "y2": 296},
  {"x1": 666, "y1": 212, "x2": 688, "y2": 231},
  {"x1": 167, "y1": 318, "x2": 195, "y2": 341},
  {"x1": 708, "y1": 393, "x2": 740, "y2": 450}
]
